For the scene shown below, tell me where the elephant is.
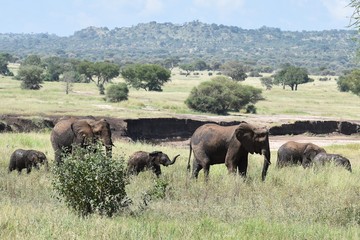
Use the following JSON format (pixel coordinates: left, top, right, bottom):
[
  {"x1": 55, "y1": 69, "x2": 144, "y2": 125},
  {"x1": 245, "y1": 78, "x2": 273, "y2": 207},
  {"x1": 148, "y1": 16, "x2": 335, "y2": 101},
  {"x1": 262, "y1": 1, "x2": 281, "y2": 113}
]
[
  {"x1": 127, "y1": 151, "x2": 180, "y2": 177},
  {"x1": 50, "y1": 117, "x2": 113, "y2": 164},
  {"x1": 276, "y1": 141, "x2": 326, "y2": 168},
  {"x1": 187, "y1": 121, "x2": 271, "y2": 181},
  {"x1": 312, "y1": 152, "x2": 352, "y2": 172},
  {"x1": 8, "y1": 149, "x2": 48, "y2": 174}
]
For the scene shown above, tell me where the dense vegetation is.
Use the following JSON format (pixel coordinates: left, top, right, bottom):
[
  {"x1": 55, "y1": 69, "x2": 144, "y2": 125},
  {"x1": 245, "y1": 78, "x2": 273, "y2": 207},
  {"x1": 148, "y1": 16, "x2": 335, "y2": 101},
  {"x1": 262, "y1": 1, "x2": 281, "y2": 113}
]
[{"x1": 0, "y1": 21, "x2": 358, "y2": 75}]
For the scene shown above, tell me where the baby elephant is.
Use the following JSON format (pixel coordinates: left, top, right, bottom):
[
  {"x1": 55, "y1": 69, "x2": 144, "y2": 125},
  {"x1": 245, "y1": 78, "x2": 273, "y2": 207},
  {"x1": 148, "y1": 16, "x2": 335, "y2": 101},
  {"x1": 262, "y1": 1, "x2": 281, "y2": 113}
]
[
  {"x1": 312, "y1": 152, "x2": 352, "y2": 172},
  {"x1": 8, "y1": 149, "x2": 48, "y2": 174},
  {"x1": 127, "y1": 151, "x2": 180, "y2": 177}
]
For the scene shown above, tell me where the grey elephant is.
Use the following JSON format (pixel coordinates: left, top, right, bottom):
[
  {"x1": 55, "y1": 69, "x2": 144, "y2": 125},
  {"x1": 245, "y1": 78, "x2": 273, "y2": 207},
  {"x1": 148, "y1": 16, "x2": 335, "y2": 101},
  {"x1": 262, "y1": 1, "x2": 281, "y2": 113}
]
[
  {"x1": 127, "y1": 151, "x2": 180, "y2": 177},
  {"x1": 312, "y1": 152, "x2": 352, "y2": 172},
  {"x1": 276, "y1": 141, "x2": 326, "y2": 168},
  {"x1": 187, "y1": 121, "x2": 271, "y2": 181},
  {"x1": 50, "y1": 117, "x2": 113, "y2": 164},
  {"x1": 8, "y1": 149, "x2": 48, "y2": 174}
]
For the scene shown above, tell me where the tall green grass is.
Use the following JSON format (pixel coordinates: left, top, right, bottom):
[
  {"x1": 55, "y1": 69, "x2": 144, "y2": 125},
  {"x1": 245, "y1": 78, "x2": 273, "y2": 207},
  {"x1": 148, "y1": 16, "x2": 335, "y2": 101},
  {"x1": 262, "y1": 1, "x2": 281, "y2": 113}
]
[{"x1": 0, "y1": 132, "x2": 359, "y2": 239}]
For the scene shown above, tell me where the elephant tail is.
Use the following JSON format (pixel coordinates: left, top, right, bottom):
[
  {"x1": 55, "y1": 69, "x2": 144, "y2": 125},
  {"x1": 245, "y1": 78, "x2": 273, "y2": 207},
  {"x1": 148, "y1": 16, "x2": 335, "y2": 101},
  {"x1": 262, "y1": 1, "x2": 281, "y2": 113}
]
[{"x1": 187, "y1": 143, "x2": 192, "y2": 172}]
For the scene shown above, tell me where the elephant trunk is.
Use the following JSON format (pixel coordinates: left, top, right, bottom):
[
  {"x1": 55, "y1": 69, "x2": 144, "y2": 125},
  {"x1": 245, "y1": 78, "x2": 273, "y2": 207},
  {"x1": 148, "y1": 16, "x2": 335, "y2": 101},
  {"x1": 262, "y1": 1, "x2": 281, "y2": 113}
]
[
  {"x1": 169, "y1": 154, "x2": 180, "y2": 165},
  {"x1": 105, "y1": 145, "x2": 112, "y2": 158},
  {"x1": 261, "y1": 148, "x2": 271, "y2": 181}
]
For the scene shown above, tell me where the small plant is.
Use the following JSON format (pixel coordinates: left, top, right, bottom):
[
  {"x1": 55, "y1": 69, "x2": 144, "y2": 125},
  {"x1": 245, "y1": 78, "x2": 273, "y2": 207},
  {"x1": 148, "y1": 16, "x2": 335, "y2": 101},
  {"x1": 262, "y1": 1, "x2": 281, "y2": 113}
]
[
  {"x1": 106, "y1": 83, "x2": 129, "y2": 102},
  {"x1": 52, "y1": 144, "x2": 130, "y2": 217}
]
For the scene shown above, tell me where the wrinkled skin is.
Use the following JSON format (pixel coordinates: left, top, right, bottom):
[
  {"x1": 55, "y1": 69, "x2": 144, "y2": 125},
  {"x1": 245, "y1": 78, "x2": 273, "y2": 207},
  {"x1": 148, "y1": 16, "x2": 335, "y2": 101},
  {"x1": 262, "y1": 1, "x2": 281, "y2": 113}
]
[
  {"x1": 312, "y1": 152, "x2": 352, "y2": 172},
  {"x1": 50, "y1": 117, "x2": 113, "y2": 164},
  {"x1": 127, "y1": 151, "x2": 180, "y2": 177},
  {"x1": 276, "y1": 141, "x2": 326, "y2": 168},
  {"x1": 8, "y1": 149, "x2": 48, "y2": 174},
  {"x1": 187, "y1": 122, "x2": 271, "y2": 181}
]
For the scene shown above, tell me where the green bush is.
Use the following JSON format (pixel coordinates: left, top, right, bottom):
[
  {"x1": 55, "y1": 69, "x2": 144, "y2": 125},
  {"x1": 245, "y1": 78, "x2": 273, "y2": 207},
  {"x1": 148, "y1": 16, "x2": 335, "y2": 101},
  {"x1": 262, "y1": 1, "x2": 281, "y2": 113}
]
[
  {"x1": 52, "y1": 144, "x2": 130, "y2": 217},
  {"x1": 185, "y1": 76, "x2": 263, "y2": 114},
  {"x1": 106, "y1": 83, "x2": 129, "y2": 102}
]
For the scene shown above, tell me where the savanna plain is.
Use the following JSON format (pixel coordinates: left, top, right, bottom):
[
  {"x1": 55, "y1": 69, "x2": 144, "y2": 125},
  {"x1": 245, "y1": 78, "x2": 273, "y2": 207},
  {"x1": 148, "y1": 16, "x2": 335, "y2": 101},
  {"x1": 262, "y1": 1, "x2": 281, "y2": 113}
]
[{"x1": 0, "y1": 65, "x2": 359, "y2": 239}]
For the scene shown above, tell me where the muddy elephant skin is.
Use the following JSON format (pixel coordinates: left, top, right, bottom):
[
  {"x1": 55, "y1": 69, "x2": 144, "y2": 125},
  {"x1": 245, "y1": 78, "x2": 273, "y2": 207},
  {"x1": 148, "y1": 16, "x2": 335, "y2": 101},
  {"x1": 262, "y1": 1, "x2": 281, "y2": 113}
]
[
  {"x1": 312, "y1": 152, "x2": 352, "y2": 172},
  {"x1": 276, "y1": 141, "x2": 326, "y2": 168},
  {"x1": 127, "y1": 151, "x2": 180, "y2": 177},
  {"x1": 8, "y1": 149, "x2": 48, "y2": 174},
  {"x1": 187, "y1": 121, "x2": 271, "y2": 181},
  {"x1": 50, "y1": 117, "x2": 113, "y2": 163}
]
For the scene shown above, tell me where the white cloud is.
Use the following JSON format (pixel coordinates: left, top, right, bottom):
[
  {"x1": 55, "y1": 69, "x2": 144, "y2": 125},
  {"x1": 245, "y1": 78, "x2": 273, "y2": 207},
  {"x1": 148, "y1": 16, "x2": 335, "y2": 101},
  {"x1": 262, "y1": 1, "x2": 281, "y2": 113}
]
[
  {"x1": 320, "y1": 0, "x2": 353, "y2": 20},
  {"x1": 140, "y1": 0, "x2": 164, "y2": 15}
]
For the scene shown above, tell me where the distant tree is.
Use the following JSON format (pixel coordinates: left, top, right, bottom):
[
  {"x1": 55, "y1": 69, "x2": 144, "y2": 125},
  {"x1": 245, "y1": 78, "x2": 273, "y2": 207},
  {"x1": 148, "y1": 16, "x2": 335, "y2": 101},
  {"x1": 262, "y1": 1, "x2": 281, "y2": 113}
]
[
  {"x1": 337, "y1": 69, "x2": 360, "y2": 96},
  {"x1": 106, "y1": 83, "x2": 129, "y2": 102},
  {"x1": 162, "y1": 57, "x2": 180, "y2": 70},
  {"x1": 273, "y1": 65, "x2": 313, "y2": 90},
  {"x1": 0, "y1": 53, "x2": 13, "y2": 76},
  {"x1": 61, "y1": 71, "x2": 81, "y2": 94},
  {"x1": 260, "y1": 77, "x2": 273, "y2": 90},
  {"x1": 193, "y1": 59, "x2": 208, "y2": 71},
  {"x1": 22, "y1": 54, "x2": 42, "y2": 66},
  {"x1": 121, "y1": 64, "x2": 171, "y2": 91},
  {"x1": 18, "y1": 65, "x2": 44, "y2": 90},
  {"x1": 93, "y1": 62, "x2": 120, "y2": 94},
  {"x1": 220, "y1": 61, "x2": 248, "y2": 81},
  {"x1": 185, "y1": 76, "x2": 263, "y2": 114},
  {"x1": 43, "y1": 57, "x2": 66, "y2": 81},
  {"x1": 179, "y1": 63, "x2": 195, "y2": 76},
  {"x1": 77, "y1": 61, "x2": 120, "y2": 94}
]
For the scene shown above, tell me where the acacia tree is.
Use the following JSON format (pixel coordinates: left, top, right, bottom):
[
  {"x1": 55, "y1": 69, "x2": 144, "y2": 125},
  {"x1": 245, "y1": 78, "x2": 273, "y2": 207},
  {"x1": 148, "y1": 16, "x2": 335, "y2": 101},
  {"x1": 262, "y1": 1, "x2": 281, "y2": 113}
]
[
  {"x1": 77, "y1": 61, "x2": 120, "y2": 94},
  {"x1": 0, "y1": 53, "x2": 13, "y2": 76},
  {"x1": 185, "y1": 76, "x2": 263, "y2": 114},
  {"x1": 337, "y1": 69, "x2": 360, "y2": 96},
  {"x1": 273, "y1": 65, "x2": 312, "y2": 90},
  {"x1": 18, "y1": 65, "x2": 44, "y2": 90},
  {"x1": 220, "y1": 61, "x2": 248, "y2": 81},
  {"x1": 121, "y1": 64, "x2": 171, "y2": 91}
]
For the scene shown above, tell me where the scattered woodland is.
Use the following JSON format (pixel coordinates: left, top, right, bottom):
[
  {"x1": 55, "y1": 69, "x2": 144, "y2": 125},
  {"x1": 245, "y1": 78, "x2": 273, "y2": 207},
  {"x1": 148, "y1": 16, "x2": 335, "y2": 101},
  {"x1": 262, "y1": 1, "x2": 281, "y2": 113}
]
[{"x1": 0, "y1": 21, "x2": 358, "y2": 75}]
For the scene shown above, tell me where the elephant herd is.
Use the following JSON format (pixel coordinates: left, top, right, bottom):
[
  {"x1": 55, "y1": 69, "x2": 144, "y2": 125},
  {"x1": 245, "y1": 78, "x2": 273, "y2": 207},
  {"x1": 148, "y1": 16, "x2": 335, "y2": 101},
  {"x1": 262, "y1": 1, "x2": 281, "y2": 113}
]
[{"x1": 7, "y1": 117, "x2": 353, "y2": 179}]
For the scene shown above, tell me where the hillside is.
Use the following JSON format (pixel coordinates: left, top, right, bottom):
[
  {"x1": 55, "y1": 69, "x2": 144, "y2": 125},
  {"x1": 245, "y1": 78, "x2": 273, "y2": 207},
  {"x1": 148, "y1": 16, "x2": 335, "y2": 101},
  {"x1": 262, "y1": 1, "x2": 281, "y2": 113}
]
[{"x1": 0, "y1": 21, "x2": 358, "y2": 74}]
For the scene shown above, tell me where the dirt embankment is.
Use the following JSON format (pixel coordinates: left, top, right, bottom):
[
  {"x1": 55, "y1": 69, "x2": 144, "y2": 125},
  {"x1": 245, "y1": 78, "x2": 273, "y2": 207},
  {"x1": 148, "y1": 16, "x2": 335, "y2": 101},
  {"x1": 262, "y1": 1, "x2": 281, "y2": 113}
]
[{"x1": 0, "y1": 114, "x2": 359, "y2": 149}]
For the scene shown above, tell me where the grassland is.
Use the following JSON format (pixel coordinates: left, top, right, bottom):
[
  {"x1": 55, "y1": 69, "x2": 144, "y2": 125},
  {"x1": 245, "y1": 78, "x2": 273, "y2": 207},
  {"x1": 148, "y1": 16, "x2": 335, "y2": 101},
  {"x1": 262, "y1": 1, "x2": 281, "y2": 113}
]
[{"x1": 0, "y1": 67, "x2": 359, "y2": 239}]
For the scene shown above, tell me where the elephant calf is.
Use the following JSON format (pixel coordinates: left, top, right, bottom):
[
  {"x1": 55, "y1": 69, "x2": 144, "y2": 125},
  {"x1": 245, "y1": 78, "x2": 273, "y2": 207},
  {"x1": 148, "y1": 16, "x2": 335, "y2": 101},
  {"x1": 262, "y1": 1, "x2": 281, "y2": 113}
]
[
  {"x1": 277, "y1": 141, "x2": 326, "y2": 168},
  {"x1": 127, "y1": 151, "x2": 180, "y2": 177},
  {"x1": 312, "y1": 152, "x2": 352, "y2": 172},
  {"x1": 8, "y1": 149, "x2": 48, "y2": 174}
]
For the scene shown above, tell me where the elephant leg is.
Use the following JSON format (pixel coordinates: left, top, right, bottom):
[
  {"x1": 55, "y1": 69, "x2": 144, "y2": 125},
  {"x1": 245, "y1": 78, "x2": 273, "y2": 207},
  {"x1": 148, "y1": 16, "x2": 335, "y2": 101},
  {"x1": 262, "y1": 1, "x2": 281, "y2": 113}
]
[
  {"x1": 192, "y1": 160, "x2": 203, "y2": 179},
  {"x1": 203, "y1": 163, "x2": 211, "y2": 181},
  {"x1": 238, "y1": 154, "x2": 248, "y2": 177}
]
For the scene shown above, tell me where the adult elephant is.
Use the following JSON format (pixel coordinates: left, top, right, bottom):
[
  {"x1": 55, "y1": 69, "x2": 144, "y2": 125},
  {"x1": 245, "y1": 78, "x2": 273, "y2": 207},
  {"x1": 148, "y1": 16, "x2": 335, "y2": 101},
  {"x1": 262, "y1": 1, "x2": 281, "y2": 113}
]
[
  {"x1": 187, "y1": 122, "x2": 271, "y2": 181},
  {"x1": 50, "y1": 117, "x2": 113, "y2": 164},
  {"x1": 276, "y1": 141, "x2": 326, "y2": 168}
]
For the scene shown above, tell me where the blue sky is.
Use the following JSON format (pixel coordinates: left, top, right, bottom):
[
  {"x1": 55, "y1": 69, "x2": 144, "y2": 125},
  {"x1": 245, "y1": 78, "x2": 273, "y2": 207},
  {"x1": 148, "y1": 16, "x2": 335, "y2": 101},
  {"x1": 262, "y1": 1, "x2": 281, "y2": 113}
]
[{"x1": 1, "y1": 0, "x2": 355, "y2": 36}]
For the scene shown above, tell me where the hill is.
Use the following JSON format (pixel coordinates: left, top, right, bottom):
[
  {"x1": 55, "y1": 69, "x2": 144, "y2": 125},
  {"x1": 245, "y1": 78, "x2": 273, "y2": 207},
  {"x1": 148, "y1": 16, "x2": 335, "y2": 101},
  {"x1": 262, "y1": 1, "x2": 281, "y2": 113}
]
[{"x1": 0, "y1": 21, "x2": 358, "y2": 74}]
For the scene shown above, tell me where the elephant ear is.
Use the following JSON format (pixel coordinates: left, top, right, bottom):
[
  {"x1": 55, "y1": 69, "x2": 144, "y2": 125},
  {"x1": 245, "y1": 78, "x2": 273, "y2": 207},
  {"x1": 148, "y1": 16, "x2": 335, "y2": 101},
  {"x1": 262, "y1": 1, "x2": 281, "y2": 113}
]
[
  {"x1": 149, "y1": 151, "x2": 162, "y2": 164},
  {"x1": 71, "y1": 120, "x2": 94, "y2": 145},
  {"x1": 235, "y1": 122, "x2": 255, "y2": 154}
]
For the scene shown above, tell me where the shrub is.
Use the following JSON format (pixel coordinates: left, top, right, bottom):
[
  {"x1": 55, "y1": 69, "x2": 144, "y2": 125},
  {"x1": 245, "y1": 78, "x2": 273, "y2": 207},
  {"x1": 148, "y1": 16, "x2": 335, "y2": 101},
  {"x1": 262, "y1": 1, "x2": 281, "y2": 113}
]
[
  {"x1": 52, "y1": 144, "x2": 130, "y2": 217},
  {"x1": 106, "y1": 83, "x2": 129, "y2": 102},
  {"x1": 185, "y1": 76, "x2": 263, "y2": 114}
]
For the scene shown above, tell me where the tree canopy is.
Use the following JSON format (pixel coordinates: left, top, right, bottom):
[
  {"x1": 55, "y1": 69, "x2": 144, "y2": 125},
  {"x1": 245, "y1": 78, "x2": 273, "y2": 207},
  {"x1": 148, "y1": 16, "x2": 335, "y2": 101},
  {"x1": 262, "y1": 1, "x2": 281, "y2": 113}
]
[
  {"x1": 18, "y1": 65, "x2": 44, "y2": 90},
  {"x1": 0, "y1": 53, "x2": 13, "y2": 76},
  {"x1": 337, "y1": 69, "x2": 360, "y2": 96},
  {"x1": 121, "y1": 64, "x2": 171, "y2": 91},
  {"x1": 220, "y1": 61, "x2": 248, "y2": 81},
  {"x1": 185, "y1": 76, "x2": 263, "y2": 114},
  {"x1": 273, "y1": 64, "x2": 313, "y2": 90}
]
